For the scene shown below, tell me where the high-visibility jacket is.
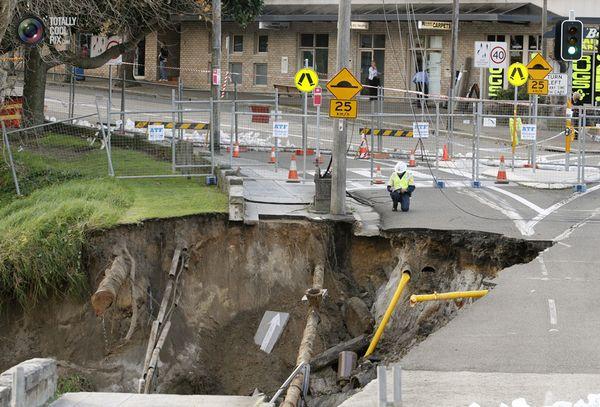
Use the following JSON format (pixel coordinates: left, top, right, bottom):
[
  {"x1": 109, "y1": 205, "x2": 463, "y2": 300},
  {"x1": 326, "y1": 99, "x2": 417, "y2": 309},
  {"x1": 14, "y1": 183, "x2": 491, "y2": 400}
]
[{"x1": 387, "y1": 171, "x2": 415, "y2": 192}]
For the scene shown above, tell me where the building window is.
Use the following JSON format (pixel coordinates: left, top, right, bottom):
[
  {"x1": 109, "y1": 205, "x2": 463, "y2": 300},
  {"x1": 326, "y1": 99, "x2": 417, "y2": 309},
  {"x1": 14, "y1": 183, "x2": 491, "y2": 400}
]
[
  {"x1": 232, "y1": 35, "x2": 243, "y2": 53},
  {"x1": 359, "y1": 34, "x2": 386, "y2": 87},
  {"x1": 230, "y1": 62, "x2": 242, "y2": 84},
  {"x1": 299, "y1": 33, "x2": 329, "y2": 76},
  {"x1": 254, "y1": 63, "x2": 267, "y2": 85},
  {"x1": 256, "y1": 35, "x2": 268, "y2": 53}
]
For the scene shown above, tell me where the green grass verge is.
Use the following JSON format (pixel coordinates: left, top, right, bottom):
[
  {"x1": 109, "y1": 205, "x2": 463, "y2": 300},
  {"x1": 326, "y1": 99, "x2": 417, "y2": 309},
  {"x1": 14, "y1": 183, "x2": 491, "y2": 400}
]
[{"x1": 0, "y1": 132, "x2": 227, "y2": 311}]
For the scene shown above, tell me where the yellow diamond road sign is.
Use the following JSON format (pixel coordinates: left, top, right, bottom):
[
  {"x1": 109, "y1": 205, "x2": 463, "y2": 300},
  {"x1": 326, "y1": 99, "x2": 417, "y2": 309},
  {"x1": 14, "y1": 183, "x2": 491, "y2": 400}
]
[
  {"x1": 526, "y1": 53, "x2": 553, "y2": 80},
  {"x1": 326, "y1": 68, "x2": 363, "y2": 100},
  {"x1": 507, "y1": 62, "x2": 528, "y2": 87},
  {"x1": 294, "y1": 68, "x2": 319, "y2": 93}
]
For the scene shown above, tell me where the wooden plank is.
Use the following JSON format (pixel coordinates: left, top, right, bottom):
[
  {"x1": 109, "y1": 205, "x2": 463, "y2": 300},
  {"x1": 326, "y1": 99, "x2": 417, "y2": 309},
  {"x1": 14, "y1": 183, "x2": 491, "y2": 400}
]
[{"x1": 310, "y1": 335, "x2": 370, "y2": 371}]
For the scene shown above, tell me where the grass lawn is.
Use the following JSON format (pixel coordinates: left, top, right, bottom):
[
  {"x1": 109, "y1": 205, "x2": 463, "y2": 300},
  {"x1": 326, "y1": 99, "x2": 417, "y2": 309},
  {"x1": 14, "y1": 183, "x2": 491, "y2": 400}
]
[{"x1": 0, "y1": 132, "x2": 227, "y2": 310}]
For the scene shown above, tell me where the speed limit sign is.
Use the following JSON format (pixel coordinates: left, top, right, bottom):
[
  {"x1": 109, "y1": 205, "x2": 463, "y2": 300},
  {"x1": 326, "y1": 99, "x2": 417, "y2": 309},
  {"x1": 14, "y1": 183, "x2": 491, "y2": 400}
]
[{"x1": 474, "y1": 41, "x2": 508, "y2": 69}]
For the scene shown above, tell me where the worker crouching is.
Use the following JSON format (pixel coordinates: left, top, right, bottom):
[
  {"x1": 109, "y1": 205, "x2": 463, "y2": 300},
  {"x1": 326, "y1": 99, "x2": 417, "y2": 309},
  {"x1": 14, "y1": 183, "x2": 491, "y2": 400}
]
[{"x1": 387, "y1": 161, "x2": 416, "y2": 212}]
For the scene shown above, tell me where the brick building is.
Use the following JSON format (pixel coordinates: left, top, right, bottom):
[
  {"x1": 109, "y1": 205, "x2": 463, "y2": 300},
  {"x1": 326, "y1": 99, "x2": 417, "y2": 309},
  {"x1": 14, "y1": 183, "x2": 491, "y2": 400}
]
[{"x1": 138, "y1": 1, "x2": 600, "y2": 101}]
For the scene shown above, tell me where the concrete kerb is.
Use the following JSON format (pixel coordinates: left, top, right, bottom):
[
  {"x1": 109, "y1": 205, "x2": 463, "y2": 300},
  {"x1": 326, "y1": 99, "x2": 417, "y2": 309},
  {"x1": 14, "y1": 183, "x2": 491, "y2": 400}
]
[
  {"x1": 0, "y1": 358, "x2": 57, "y2": 407},
  {"x1": 217, "y1": 165, "x2": 245, "y2": 221}
]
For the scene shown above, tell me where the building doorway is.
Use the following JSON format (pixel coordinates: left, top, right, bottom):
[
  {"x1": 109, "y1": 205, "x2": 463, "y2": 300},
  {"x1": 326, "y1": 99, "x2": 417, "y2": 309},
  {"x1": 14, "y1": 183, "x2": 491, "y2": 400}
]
[
  {"x1": 410, "y1": 35, "x2": 443, "y2": 96},
  {"x1": 359, "y1": 34, "x2": 385, "y2": 92}
]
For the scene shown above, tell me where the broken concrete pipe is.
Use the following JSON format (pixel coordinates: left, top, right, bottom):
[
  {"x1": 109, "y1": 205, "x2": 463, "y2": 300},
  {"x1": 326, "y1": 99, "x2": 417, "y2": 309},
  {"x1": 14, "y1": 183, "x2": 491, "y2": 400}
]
[
  {"x1": 337, "y1": 351, "x2": 357, "y2": 384},
  {"x1": 91, "y1": 252, "x2": 132, "y2": 316}
]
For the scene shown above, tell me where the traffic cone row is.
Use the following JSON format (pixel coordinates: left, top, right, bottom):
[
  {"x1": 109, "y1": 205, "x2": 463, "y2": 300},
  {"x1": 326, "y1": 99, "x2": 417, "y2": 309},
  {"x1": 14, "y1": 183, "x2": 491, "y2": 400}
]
[
  {"x1": 495, "y1": 155, "x2": 509, "y2": 184},
  {"x1": 408, "y1": 150, "x2": 416, "y2": 167},
  {"x1": 287, "y1": 154, "x2": 300, "y2": 183},
  {"x1": 373, "y1": 165, "x2": 385, "y2": 184}
]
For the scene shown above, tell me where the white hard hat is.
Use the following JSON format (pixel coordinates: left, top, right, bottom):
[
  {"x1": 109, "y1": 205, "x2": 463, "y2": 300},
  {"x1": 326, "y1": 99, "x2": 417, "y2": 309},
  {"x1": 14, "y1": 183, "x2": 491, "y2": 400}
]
[{"x1": 395, "y1": 161, "x2": 407, "y2": 173}]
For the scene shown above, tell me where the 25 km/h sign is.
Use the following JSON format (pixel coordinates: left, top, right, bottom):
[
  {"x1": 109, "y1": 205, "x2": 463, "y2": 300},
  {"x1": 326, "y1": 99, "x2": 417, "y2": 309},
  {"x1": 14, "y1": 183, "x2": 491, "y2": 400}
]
[
  {"x1": 528, "y1": 79, "x2": 549, "y2": 95},
  {"x1": 294, "y1": 68, "x2": 318, "y2": 93},
  {"x1": 329, "y1": 99, "x2": 357, "y2": 119}
]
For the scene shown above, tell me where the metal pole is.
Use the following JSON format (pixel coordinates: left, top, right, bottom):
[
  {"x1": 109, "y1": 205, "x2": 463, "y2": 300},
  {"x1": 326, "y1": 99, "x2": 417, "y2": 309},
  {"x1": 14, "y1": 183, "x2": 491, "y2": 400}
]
[
  {"x1": 541, "y1": 0, "x2": 548, "y2": 58},
  {"x1": 316, "y1": 104, "x2": 321, "y2": 168},
  {"x1": 303, "y1": 58, "x2": 308, "y2": 181},
  {"x1": 435, "y1": 101, "x2": 440, "y2": 172},
  {"x1": 476, "y1": 67, "x2": 484, "y2": 184},
  {"x1": 210, "y1": 97, "x2": 215, "y2": 175},
  {"x1": 69, "y1": 67, "x2": 75, "y2": 118},
  {"x1": 377, "y1": 86, "x2": 383, "y2": 151},
  {"x1": 120, "y1": 65, "x2": 125, "y2": 132},
  {"x1": 95, "y1": 98, "x2": 114, "y2": 177},
  {"x1": 578, "y1": 106, "x2": 585, "y2": 185},
  {"x1": 566, "y1": 62, "x2": 573, "y2": 171},
  {"x1": 471, "y1": 101, "x2": 476, "y2": 182},
  {"x1": 211, "y1": 0, "x2": 222, "y2": 152},
  {"x1": 107, "y1": 65, "x2": 113, "y2": 160},
  {"x1": 512, "y1": 85, "x2": 517, "y2": 171},
  {"x1": 370, "y1": 98, "x2": 375, "y2": 182},
  {"x1": 448, "y1": 0, "x2": 460, "y2": 157},
  {"x1": 331, "y1": 0, "x2": 351, "y2": 215},
  {"x1": 377, "y1": 365, "x2": 387, "y2": 407},
  {"x1": 532, "y1": 95, "x2": 538, "y2": 173},
  {"x1": 171, "y1": 89, "x2": 177, "y2": 173},
  {"x1": 234, "y1": 81, "x2": 239, "y2": 144},
  {"x1": 2, "y1": 122, "x2": 21, "y2": 196},
  {"x1": 230, "y1": 83, "x2": 235, "y2": 168},
  {"x1": 393, "y1": 365, "x2": 402, "y2": 407},
  {"x1": 274, "y1": 86, "x2": 279, "y2": 172},
  {"x1": 581, "y1": 107, "x2": 586, "y2": 185}
]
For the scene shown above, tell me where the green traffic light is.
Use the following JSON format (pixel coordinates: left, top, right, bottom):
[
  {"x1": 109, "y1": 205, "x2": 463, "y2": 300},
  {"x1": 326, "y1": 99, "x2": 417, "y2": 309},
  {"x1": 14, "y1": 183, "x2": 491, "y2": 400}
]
[{"x1": 568, "y1": 46, "x2": 577, "y2": 55}]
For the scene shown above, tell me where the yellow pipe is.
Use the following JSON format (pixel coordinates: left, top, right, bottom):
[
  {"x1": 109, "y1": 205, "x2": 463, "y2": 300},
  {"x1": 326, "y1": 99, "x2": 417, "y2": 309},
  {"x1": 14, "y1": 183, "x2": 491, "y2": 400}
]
[
  {"x1": 409, "y1": 290, "x2": 488, "y2": 307},
  {"x1": 364, "y1": 272, "x2": 410, "y2": 358}
]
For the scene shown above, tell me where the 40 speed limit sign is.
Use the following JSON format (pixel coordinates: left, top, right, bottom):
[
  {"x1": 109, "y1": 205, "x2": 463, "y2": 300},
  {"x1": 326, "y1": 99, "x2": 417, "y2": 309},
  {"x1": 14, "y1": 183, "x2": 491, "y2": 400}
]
[{"x1": 329, "y1": 99, "x2": 357, "y2": 119}]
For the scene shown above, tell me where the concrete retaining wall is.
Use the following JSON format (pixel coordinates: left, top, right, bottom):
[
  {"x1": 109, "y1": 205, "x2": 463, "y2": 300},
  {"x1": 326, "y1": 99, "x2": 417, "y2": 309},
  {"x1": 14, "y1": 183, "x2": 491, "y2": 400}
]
[{"x1": 0, "y1": 359, "x2": 57, "y2": 407}]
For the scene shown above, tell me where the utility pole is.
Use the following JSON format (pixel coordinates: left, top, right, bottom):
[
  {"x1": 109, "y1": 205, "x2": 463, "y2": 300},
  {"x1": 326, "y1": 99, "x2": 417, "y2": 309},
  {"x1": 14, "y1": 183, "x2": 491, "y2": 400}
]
[
  {"x1": 541, "y1": 0, "x2": 548, "y2": 57},
  {"x1": 447, "y1": 0, "x2": 459, "y2": 156},
  {"x1": 211, "y1": 0, "x2": 221, "y2": 151},
  {"x1": 330, "y1": 0, "x2": 351, "y2": 215}
]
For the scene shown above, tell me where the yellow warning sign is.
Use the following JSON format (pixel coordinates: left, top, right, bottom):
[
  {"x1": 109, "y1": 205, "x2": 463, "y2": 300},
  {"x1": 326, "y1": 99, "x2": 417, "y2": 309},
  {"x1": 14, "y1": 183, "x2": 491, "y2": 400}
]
[
  {"x1": 329, "y1": 99, "x2": 358, "y2": 119},
  {"x1": 326, "y1": 68, "x2": 363, "y2": 100},
  {"x1": 507, "y1": 62, "x2": 528, "y2": 87},
  {"x1": 526, "y1": 53, "x2": 553, "y2": 80},
  {"x1": 527, "y1": 79, "x2": 549, "y2": 95},
  {"x1": 294, "y1": 68, "x2": 319, "y2": 93}
]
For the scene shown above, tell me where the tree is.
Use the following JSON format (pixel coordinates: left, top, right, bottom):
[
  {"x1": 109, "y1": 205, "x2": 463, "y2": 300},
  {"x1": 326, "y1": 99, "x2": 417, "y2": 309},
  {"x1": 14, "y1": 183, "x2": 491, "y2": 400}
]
[{"x1": 3, "y1": 0, "x2": 263, "y2": 126}]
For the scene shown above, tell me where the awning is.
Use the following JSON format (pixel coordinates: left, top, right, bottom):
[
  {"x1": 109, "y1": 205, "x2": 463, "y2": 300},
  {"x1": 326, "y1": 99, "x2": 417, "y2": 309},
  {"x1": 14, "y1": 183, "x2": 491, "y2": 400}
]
[{"x1": 174, "y1": 2, "x2": 563, "y2": 24}]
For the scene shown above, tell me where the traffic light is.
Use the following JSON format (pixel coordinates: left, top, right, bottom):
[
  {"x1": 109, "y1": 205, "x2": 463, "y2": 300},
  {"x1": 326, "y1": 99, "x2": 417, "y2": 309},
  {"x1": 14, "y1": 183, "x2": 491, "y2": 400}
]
[{"x1": 557, "y1": 20, "x2": 584, "y2": 61}]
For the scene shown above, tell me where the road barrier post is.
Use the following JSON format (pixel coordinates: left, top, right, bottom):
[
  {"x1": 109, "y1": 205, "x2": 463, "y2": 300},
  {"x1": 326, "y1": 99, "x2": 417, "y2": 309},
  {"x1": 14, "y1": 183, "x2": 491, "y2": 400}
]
[{"x1": 2, "y1": 122, "x2": 21, "y2": 196}]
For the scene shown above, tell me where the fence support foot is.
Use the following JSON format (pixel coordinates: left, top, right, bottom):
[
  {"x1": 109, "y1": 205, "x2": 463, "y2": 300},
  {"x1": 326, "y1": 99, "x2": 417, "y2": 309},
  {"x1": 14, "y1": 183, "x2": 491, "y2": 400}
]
[
  {"x1": 435, "y1": 180, "x2": 445, "y2": 189},
  {"x1": 574, "y1": 184, "x2": 587, "y2": 193},
  {"x1": 471, "y1": 181, "x2": 481, "y2": 188}
]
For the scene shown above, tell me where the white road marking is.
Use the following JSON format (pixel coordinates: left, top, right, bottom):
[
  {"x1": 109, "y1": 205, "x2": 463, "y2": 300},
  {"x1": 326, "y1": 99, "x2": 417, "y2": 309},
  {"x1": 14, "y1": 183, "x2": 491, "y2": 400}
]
[
  {"x1": 460, "y1": 189, "x2": 531, "y2": 236},
  {"x1": 526, "y1": 183, "x2": 600, "y2": 235},
  {"x1": 557, "y1": 241, "x2": 571, "y2": 248},
  {"x1": 548, "y1": 299, "x2": 558, "y2": 326},
  {"x1": 486, "y1": 186, "x2": 545, "y2": 214},
  {"x1": 553, "y1": 206, "x2": 600, "y2": 242},
  {"x1": 537, "y1": 257, "x2": 548, "y2": 276}
]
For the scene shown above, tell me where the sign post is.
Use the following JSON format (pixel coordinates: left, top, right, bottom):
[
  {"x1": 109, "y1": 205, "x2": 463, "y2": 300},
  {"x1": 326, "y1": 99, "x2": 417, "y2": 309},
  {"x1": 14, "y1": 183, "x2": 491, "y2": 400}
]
[
  {"x1": 508, "y1": 62, "x2": 529, "y2": 170},
  {"x1": 294, "y1": 65, "x2": 319, "y2": 180},
  {"x1": 313, "y1": 87, "x2": 322, "y2": 163},
  {"x1": 474, "y1": 41, "x2": 508, "y2": 182}
]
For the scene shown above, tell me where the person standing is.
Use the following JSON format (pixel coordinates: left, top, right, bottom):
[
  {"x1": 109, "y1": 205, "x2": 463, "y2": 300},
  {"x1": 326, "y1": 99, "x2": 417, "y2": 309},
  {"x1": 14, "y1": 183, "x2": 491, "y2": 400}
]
[
  {"x1": 158, "y1": 46, "x2": 169, "y2": 81},
  {"x1": 386, "y1": 161, "x2": 416, "y2": 212},
  {"x1": 412, "y1": 67, "x2": 429, "y2": 99},
  {"x1": 368, "y1": 60, "x2": 380, "y2": 100}
]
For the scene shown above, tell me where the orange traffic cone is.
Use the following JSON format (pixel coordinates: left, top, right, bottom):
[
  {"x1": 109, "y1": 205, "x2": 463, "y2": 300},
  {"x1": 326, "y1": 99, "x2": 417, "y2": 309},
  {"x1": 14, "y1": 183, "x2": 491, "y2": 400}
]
[
  {"x1": 287, "y1": 154, "x2": 300, "y2": 183},
  {"x1": 268, "y1": 147, "x2": 276, "y2": 164},
  {"x1": 442, "y1": 144, "x2": 450, "y2": 161},
  {"x1": 495, "y1": 155, "x2": 509, "y2": 184},
  {"x1": 373, "y1": 165, "x2": 385, "y2": 184},
  {"x1": 232, "y1": 142, "x2": 240, "y2": 158},
  {"x1": 409, "y1": 150, "x2": 417, "y2": 167},
  {"x1": 357, "y1": 134, "x2": 370, "y2": 159}
]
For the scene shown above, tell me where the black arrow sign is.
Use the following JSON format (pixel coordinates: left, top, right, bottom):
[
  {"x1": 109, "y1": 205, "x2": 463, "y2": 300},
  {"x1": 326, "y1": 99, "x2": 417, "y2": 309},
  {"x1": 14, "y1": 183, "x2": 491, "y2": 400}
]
[
  {"x1": 510, "y1": 67, "x2": 524, "y2": 80},
  {"x1": 298, "y1": 73, "x2": 314, "y2": 87}
]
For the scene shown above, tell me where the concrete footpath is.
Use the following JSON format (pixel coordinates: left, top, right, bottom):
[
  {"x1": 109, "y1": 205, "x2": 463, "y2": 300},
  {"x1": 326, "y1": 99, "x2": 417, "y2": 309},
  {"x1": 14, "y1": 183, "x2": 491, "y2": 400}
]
[
  {"x1": 51, "y1": 392, "x2": 267, "y2": 406},
  {"x1": 341, "y1": 202, "x2": 600, "y2": 406}
]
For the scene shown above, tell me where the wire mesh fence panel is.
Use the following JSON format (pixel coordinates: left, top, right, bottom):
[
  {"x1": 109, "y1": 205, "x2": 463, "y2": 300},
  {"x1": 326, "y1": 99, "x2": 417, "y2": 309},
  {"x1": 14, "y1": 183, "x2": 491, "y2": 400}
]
[
  {"x1": 3, "y1": 114, "x2": 110, "y2": 196},
  {"x1": 106, "y1": 108, "x2": 214, "y2": 178}
]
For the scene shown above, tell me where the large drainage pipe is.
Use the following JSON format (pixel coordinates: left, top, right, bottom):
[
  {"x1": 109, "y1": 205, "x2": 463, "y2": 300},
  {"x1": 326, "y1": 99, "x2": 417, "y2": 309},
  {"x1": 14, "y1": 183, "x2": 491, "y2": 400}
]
[
  {"x1": 364, "y1": 268, "x2": 411, "y2": 358},
  {"x1": 280, "y1": 264, "x2": 325, "y2": 407}
]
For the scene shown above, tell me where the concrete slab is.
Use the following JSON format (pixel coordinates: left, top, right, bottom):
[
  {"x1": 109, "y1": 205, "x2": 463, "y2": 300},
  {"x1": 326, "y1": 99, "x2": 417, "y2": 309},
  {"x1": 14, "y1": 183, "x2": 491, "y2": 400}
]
[
  {"x1": 339, "y1": 370, "x2": 600, "y2": 407},
  {"x1": 50, "y1": 393, "x2": 268, "y2": 407}
]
